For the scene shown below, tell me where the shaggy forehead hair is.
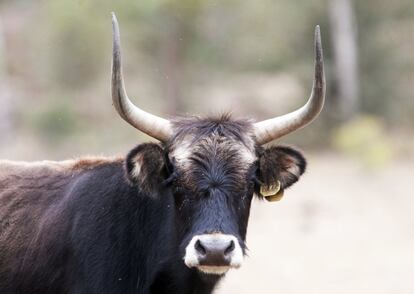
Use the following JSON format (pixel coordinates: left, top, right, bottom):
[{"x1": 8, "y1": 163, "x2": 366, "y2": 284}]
[{"x1": 167, "y1": 115, "x2": 257, "y2": 193}]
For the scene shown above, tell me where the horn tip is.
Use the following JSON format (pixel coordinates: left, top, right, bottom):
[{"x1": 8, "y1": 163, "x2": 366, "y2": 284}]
[
  {"x1": 111, "y1": 12, "x2": 120, "y2": 41},
  {"x1": 314, "y1": 25, "x2": 323, "y2": 61},
  {"x1": 111, "y1": 12, "x2": 118, "y2": 26},
  {"x1": 314, "y1": 25, "x2": 321, "y2": 43}
]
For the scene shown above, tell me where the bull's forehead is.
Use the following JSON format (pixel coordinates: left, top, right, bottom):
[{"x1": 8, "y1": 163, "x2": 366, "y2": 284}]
[
  {"x1": 168, "y1": 117, "x2": 258, "y2": 188},
  {"x1": 170, "y1": 132, "x2": 256, "y2": 170}
]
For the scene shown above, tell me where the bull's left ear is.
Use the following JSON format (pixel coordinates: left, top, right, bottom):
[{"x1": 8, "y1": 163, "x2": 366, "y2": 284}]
[
  {"x1": 125, "y1": 143, "x2": 166, "y2": 196},
  {"x1": 257, "y1": 146, "x2": 306, "y2": 200}
]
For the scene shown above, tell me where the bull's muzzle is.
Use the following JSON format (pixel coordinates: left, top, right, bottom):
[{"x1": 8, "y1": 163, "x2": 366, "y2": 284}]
[{"x1": 184, "y1": 234, "x2": 243, "y2": 275}]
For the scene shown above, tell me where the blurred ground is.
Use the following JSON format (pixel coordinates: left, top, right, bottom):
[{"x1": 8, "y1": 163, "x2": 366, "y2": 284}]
[{"x1": 217, "y1": 153, "x2": 414, "y2": 294}]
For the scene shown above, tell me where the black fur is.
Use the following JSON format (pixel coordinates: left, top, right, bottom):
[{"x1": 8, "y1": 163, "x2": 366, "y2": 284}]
[
  {"x1": 0, "y1": 115, "x2": 308, "y2": 294},
  {"x1": 125, "y1": 143, "x2": 166, "y2": 196},
  {"x1": 1, "y1": 161, "x2": 219, "y2": 294}
]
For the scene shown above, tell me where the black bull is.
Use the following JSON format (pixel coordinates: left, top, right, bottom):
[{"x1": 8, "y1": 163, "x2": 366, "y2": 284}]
[
  {"x1": 0, "y1": 14, "x2": 325, "y2": 294},
  {"x1": 0, "y1": 118, "x2": 306, "y2": 293}
]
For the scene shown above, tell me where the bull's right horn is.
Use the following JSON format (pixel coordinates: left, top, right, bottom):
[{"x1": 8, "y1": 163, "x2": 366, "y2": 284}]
[
  {"x1": 253, "y1": 26, "x2": 326, "y2": 145},
  {"x1": 111, "y1": 12, "x2": 173, "y2": 142}
]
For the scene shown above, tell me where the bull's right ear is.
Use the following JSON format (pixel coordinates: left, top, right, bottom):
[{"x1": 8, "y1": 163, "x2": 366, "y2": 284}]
[
  {"x1": 257, "y1": 145, "x2": 306, "y2": 201},
  {"x1": 125, "y1": 143, "x2": 166, "y2": 195}
]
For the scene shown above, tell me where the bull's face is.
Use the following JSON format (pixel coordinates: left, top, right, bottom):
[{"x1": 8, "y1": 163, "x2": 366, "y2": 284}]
[
  {"x1": 125, "y1": 116, "x2": 306, "y2": 275},
  {"x1": 168, "y1": 118, "x2": 257, "y2": 275},
  {"x1": 112, "y1": 13, "x2": 325, "y2": 276}
]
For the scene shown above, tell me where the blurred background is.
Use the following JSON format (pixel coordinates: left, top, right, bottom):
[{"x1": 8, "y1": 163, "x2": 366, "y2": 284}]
[{"x1": 0, "y1": 0, "x2": 413, "y2": 293}]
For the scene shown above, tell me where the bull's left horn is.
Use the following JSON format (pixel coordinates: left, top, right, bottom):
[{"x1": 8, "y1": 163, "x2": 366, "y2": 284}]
[
  {"x1": 111, "y1": 12, "x2": 172, "y2": 141},
  {"x1": 254, "y1": 26, "x2": 326, "y2": 145}
]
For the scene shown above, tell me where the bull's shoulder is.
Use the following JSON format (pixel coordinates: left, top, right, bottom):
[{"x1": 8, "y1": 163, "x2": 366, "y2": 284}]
[{"x1": 0, "y1": 156, "x2": 127, "y2": 246}]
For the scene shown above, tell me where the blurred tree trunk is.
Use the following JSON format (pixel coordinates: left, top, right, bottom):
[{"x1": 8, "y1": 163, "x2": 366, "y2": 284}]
[
  {"x1": 0, "y1": 18, "x2": 14, "y2": 144},
  {"x1": 329, "y1": 0, "x2": 360, "y2": 121}
]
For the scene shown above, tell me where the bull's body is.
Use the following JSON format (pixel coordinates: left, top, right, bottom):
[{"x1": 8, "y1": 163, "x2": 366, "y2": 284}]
[{"x1": 0, "y1": 158, "x2": 215, "y2": 294}]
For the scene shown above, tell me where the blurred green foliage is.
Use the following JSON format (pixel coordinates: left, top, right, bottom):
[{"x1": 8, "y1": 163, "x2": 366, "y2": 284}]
[
  {"x1": 25, "y1": 98, "x2": 81, "y2": 143},
  {"x1": 46, "y1": 1, "x2": 107, "y2": 89},
  {"x1": 356, "y1": 0, "x2": 414, "y2": 125},
  {"x1": 332, "y1": 115, "x2": 393, "y2": 168}
]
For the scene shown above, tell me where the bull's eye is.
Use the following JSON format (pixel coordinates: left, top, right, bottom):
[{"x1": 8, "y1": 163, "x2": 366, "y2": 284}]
[
  {"x1": 163, "y1": 173, "x2": 176, "y2": 186},
  {"x1": 162, "y1": 154, "x2": 181, "y2": 187},
  {"x1": 164, "y1": 153, "x2": 175, "y2": 174},
  {"x1": 247, "y1": 163, "x2": 259, "y2": 185},
  {"x1": 247, "y1": 178, "x2": 257, "y2": 195}
]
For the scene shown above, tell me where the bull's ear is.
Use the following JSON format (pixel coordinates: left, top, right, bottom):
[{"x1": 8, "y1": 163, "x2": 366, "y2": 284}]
[
  {"x1": 257, "y1": 146, "x2": 306, "y2": 199},
  {"x1": 125, "y1": 143, "x2": 166, "y2": 195}
]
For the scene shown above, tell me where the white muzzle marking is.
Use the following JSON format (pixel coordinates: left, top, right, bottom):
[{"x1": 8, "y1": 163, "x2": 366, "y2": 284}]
[{"x1": 184, "y1": 234, "x2": 244, "y2": 275}]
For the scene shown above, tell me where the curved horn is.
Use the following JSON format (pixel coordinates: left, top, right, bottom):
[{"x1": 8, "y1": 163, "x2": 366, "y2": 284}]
[
  {"x1": 254, "y1": 26, "x2": 326, "y2": 145},
  {"x1": 111, "y1": 12, "x2": 172, "y2": 141}
]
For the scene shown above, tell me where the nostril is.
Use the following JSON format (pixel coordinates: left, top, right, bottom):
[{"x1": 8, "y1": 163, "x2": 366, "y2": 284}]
[
  {"x1": 195, "y1": 239, "x2": 206, "y2": 256},
  {"x1": 224, "y1": 240, "x2": 235, "y2": 256}
]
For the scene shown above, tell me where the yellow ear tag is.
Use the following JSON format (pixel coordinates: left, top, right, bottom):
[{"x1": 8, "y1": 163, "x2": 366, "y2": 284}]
[{"x1": 260, "y1": 181, "x2": 284, "y2": 202}]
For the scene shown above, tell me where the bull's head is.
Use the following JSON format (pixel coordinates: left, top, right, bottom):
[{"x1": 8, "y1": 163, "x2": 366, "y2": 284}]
[{"x1": 112, "y1": 13, "x2": 325, "y2": 275}]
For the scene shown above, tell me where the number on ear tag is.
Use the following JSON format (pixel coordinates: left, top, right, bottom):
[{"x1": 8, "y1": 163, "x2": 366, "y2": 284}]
[{"x1": 260, "y1": 181, "x2": 284, "y2": 202}]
